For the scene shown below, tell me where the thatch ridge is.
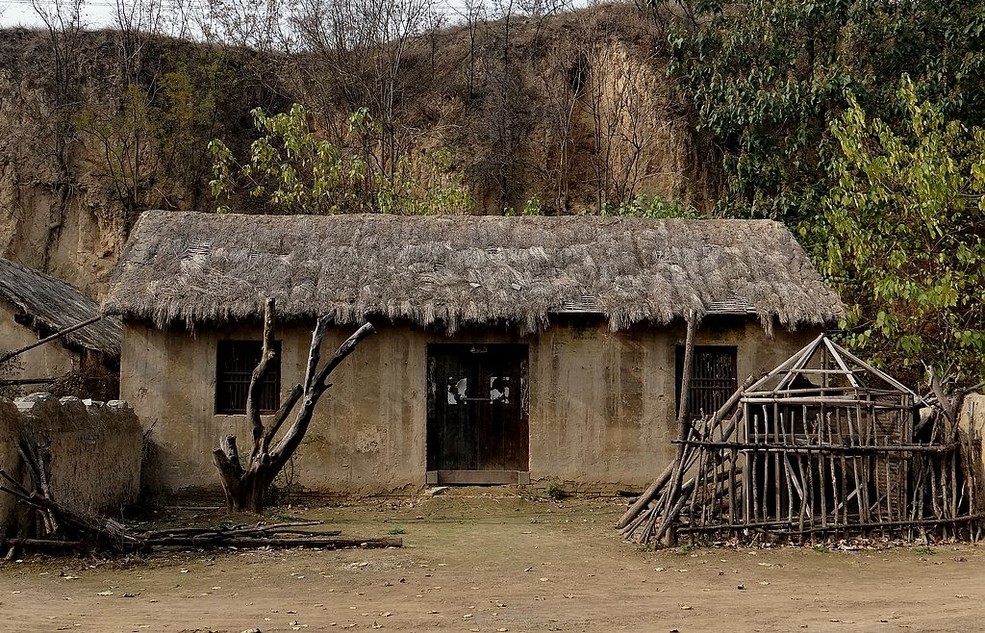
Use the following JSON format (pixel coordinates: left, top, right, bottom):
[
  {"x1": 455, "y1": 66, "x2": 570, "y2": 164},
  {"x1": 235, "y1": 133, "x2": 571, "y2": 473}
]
[
  {"x1": 0, "y1": 258, "x2": 121, "y2": 356},
  {"x1": 104, "y1": 211, "x2": 844, "y2": 334}
]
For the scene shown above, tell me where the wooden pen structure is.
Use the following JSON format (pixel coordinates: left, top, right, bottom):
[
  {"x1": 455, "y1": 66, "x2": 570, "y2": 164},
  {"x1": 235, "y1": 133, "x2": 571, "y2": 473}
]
[{"x1": 621, "y1": 335, "x2": 982, "y2": 545}]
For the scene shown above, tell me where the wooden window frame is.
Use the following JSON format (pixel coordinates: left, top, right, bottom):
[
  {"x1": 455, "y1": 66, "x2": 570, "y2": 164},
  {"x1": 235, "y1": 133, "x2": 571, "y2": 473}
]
[
  {"x1": 675, "y1": 345, "x2": 738, "y2": 420},
  {"x1": 214, "y1": 340, "x2": 281, "y2": 415}
]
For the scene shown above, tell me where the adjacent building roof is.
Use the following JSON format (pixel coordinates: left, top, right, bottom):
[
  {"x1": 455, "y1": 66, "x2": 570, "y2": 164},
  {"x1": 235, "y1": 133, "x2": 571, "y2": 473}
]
[
  {"x1": 103, "y1": 211, "x2": 844, "y2": 334},
  {"x1": 0, "y1": 258, "x2": 121, "y2": 356}
]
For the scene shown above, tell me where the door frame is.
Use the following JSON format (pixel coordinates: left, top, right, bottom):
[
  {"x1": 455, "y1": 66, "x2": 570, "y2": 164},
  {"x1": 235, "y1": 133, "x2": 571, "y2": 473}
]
[{"x1": 425, "y1": 343, "x2": 530, "y2": 485}]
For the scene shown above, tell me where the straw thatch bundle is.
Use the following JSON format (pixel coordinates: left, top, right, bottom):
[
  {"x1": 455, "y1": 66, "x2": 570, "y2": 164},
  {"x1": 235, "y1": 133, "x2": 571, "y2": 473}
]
[
  {"x1": 103, "y1": 211, "x2": 843, "y2": 333},
  {"x1": 0, "y1": 258, "x2": 121, "y2": 356}
]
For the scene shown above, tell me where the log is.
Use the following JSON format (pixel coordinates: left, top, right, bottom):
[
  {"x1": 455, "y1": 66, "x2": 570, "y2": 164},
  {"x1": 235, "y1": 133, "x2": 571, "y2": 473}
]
[
  {"x1": 1, "y1": 538, "x2": 82, "y2": 548},
  {"x1": 149, "y1": 536, "x2": 402, "y2": 549},
  {"x1": 615, "y1": 462, "x2": 674, "y2": 529},
  {"x1": 144, "y1": 520, "x2": 328, "y2": 538}
]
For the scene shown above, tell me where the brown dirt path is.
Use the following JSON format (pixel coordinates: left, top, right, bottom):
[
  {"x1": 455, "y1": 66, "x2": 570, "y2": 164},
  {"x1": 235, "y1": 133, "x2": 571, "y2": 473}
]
[{"x1": 1, "y1": 488, "x2": 984, "y2": 632}]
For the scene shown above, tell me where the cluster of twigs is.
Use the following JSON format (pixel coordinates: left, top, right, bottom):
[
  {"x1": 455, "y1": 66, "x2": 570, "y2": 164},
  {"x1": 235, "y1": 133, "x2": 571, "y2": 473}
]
[
  {"x1": 0, "y1": 433, "x2": 401, "y2": 559},
  {"x1": 616, "y1": 382, "x2": 747, "y2": 545}
]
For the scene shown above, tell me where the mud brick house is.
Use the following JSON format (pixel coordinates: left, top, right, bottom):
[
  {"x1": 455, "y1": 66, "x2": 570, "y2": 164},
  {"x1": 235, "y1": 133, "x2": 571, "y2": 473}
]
[
  {"x1": 0, "y1": 258, "x2": 120, "y2": 396},
  {"x1": 103, "y1": 211, "x2": 843, "y2": 496}
]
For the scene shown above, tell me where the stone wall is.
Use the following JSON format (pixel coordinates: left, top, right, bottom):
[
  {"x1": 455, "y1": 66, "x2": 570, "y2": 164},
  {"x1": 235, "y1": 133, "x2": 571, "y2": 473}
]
[{"x1": 0, "y1": 393, "x2": 142, "y2": 538}]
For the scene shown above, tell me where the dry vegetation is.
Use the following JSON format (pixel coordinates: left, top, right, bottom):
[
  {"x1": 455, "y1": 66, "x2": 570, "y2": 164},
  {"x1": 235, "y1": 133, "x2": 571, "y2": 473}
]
[{"x1": 0, "y1": 3, "x2": 718, "y2": 297}]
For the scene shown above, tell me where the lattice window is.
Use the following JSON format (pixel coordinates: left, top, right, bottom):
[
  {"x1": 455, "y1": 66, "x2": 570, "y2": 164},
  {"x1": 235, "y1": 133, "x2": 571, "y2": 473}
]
[
  {"x1": 675, "y1": 345, "x2": 737, "y2": 420},
  {"x1": 215, "y1": 340, "x2": 281, "y2": 414}
]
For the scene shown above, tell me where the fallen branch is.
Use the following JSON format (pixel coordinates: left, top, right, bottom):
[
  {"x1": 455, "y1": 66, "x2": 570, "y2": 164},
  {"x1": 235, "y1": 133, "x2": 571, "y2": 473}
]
[
  {"x1": 146, "y1": 536, "x2": 402, "y2": 549},
  {"x1": 0, "y1": 433, "x2": 400, "y2": 557}
]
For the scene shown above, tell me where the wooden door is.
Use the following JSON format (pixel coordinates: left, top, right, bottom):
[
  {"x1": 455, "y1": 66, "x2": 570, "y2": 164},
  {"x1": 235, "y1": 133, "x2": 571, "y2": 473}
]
[{"x1": 427, "y1": 344, "x2": 529, "y2": 483}]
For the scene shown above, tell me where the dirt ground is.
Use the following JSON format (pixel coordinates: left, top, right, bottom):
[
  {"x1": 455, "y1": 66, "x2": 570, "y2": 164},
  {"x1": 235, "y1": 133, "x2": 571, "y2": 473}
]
[{"x1": 1, "y1": 487, "x2": 984, "y2": 633}]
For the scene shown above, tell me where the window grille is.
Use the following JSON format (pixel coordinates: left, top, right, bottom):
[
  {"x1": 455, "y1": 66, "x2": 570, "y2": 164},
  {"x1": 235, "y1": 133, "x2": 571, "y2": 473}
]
[
  {"x1": 215, "y1": 340, "x2": 281, "y2": 414},
  {"x1": 675, "y1": 345, "x2": 737, "y2": 420}
]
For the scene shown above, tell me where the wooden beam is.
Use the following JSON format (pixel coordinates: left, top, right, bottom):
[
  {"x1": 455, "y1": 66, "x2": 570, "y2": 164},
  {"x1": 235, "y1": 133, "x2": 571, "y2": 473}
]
[
  {"x1": 655, "y1": 313, "x2": 700, "y2": 545},
  {"x1": 746, "y1": 334, "x2": 824, "y2": 393},
  {"x1": 0, "y1": 314, "x2": 104, "y2": 366}
]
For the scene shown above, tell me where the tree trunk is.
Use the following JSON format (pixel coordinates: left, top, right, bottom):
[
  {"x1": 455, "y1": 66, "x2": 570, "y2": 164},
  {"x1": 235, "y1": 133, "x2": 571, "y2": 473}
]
[
  {"x1": 219, "y1": 469, "x2": 275, "y2": 515},
  {"x1": 212, "y1": 299, "x2": 375, "y2": 513}
]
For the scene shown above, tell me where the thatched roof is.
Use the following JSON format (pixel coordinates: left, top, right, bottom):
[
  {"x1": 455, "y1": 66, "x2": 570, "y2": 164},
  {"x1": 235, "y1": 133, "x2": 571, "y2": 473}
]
[
  {"x1": 0, "y1": 258, "x2": 121, "y2": 356},
  {"x1": 104, "y1": 211, "x2": 843, "y2": 334}
]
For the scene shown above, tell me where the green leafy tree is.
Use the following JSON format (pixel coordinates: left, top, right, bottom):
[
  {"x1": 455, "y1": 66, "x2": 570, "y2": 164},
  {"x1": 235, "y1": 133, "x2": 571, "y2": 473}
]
[
  {"x1": 668, "y1": 0, "x2": 985, "y2": 227},
  {"x1": 209, "y1": 104, "x2": 472, "y2": 214},
  {"x1": 600, "y1": 194, "x2": 701, "y2": 219},
  {"x1": 821, "y1": 77, "x2": 985, "y2": 385}
]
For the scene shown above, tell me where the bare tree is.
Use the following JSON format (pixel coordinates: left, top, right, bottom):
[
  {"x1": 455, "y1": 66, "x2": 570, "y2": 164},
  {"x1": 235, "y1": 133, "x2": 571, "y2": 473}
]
[
  {"x1": 212, "y1": 299, "x2": 375, "y2": 513},
  {"x1": 200, "y1": 0, "x2": 293, "y2": 51},
  {"x1": 76, "y1": 0, "x2": 234, "y2": 232},
  {"x1": 30, "y1": 0, "x2": 86, "y2": 269},
  {"x1": 534, "y1": 39, "x2": 581, "y2": 212},
  {"x1": 289, "y1": 0, "x2": 440, "y2": 183},
  {"x1": 70, "y1": 0, "x2": 169, "y2": 234},
  {"x1": 461, "y1": 0, "x2": 486, "y2": 104},
  {"x1": 473, "y1": 0, "x2": 525, "y2": 211},
  {"x1": 578, "y1": 29, "x2": 671, "y2": 210}
]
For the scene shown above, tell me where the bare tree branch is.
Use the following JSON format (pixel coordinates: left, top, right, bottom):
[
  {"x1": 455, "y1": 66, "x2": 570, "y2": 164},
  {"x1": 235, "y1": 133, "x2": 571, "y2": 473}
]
[
  {"x1": 270, "y1": 321, "x2": 376, "y2": 470},
  {"x1": 212, "y1": 298, "x2": 375, "y2": 512},
  {"x1": 247, "y1": 297, "x2": 278, "y2": 456}
]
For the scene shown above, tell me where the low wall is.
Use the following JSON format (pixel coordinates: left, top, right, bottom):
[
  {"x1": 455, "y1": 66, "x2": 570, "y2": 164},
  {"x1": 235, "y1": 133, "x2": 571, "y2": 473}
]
[{"x1": 0, "y1": 393, "x2": 142, "y2": 539}]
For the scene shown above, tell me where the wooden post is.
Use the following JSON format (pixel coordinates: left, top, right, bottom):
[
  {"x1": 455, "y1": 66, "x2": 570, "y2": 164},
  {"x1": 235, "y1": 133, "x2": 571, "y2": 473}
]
[
  {"x1": 616, "y1": 374, "x2": 754, "y2": 530},
  {"x1": 655, "y1": 312, "x2": 699, "y2": 546},
  {"x1": 0, "y1": 314, "x2": 104, "y2": 366}
]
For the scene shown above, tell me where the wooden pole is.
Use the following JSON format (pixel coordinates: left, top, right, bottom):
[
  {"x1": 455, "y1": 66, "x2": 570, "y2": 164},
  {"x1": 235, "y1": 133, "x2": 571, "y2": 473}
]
[
  {"x1": 655, "y1": 313, "x2": 699, "y2": 545},
  {"x1": 615, "y1": 375, "x2": 754, "y2": 530},
  {"x1": 615, "y1": 462, "x2": 674, "y2": 529},
  {"x1": 0, "y1": 314, "x2": 103, "y2": 366}
]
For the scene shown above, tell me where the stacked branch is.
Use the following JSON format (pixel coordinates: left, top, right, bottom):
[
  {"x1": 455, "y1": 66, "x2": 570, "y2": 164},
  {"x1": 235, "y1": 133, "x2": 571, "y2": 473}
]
[
  {"x1": 617, "y1": 378, "x2": 748, "y2": 545},
  {"x1": 620, "y1": 335, "x2": 983, "y2": 547},
  {"x1": 618, "y1": 313, "x2": 749, "y2": 545}
]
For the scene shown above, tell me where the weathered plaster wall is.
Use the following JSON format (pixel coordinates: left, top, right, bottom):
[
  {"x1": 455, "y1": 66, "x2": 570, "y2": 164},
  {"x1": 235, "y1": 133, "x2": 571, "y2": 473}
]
[
  {"x1": 0, "y1": 304, "x2": 79, "y2": 380},
  {"x1": 532, "y1": 317, "x2": 817, "y2": 491},
  {"x1": 123, "y1": 318, "x2": 818, "y2": 498}
]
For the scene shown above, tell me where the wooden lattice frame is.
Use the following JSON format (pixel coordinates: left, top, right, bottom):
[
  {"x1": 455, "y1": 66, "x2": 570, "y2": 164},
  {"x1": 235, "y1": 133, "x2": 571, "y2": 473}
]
[{"x1": 621, "y1": 335, "x2": 982, "y2": 545}]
